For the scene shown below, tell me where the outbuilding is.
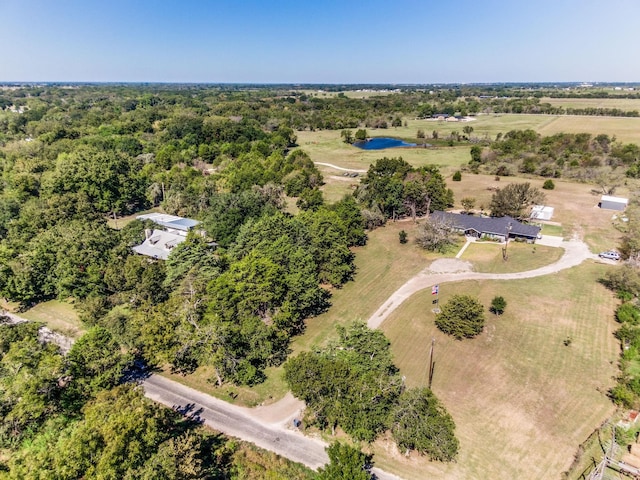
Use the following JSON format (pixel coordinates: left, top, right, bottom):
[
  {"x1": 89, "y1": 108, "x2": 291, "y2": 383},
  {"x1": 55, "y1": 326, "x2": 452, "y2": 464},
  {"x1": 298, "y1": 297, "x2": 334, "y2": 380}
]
[
  {"x1": 599, "y1": 195, "x2": 629, "y2": 211},
  {"x1": 530, "y1": 205, "x2": 554, "y2": 221}
]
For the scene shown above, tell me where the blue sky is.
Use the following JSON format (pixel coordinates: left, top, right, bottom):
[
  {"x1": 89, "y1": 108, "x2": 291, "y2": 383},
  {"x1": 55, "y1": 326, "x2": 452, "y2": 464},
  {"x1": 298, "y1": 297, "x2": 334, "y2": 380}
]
[{"x1": 1, "y1": 0, "x2": 639, "y2": 83}]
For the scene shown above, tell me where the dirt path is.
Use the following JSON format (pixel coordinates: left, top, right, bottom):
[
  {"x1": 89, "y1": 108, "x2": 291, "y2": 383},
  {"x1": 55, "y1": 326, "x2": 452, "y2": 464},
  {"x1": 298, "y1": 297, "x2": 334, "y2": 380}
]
[
  {"x1": 314, "y1": 162, "x2": 367, "y2": 172},
  {"x1": 367, "y1": 239, "x2": 599, "y2": 329}
]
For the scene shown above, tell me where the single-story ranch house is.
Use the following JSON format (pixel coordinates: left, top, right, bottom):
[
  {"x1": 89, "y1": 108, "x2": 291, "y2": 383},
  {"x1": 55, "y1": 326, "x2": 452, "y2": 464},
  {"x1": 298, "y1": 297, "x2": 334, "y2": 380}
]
[{"x1": 431, "y1": 211, "x2": 541, "y2": 243}]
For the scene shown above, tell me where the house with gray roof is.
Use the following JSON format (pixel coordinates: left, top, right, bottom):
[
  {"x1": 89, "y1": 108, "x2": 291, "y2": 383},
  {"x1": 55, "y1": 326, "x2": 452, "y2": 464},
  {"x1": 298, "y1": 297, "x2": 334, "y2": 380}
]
[
  {"x1": 132, "y1": 229, "x2": 186, "y2": 260},
  {"x1": 431, "y1": 211, "x2": 541, "y2": 242}
]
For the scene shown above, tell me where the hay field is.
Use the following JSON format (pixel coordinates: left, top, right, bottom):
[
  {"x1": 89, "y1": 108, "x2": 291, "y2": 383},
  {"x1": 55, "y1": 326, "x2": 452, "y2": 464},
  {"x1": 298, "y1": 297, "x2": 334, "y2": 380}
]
[
  {"x1": 355, "y1": 114, "x2": 640, "y2": 144},
  {"x1": 377, "y1": 263, "x2": 619, "y2": 480},
  {"x1": 542, "y1": 97, "x2": 640, "y2": 111}
]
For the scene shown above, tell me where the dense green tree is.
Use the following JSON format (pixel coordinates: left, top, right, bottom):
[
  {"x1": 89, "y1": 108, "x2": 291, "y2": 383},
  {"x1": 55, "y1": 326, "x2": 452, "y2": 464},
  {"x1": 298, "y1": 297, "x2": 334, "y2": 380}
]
[
  {"x1": 42, "y1": 145, "x2": 148, "y2": 215},
  {"x1": 435, "y1": 295, "x2": 486, "y2": 339},
  {"x1": 66, "y1": 327, "x2": 132, "y2": 400},
  {"x1": 317, "y1": 442, "x2": 373, "y2": 480},
  {"x1": 285, "y1": 323, "x2": 402, "y2": 442}
]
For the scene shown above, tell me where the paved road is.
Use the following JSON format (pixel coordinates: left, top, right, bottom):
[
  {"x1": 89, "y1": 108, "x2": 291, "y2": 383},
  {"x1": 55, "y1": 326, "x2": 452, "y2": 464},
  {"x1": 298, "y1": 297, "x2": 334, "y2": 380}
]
[
  {"x1": 142, "y1": 375, "x2": 402, "y2": 479},
  {"x1": 142, "y1": 374, "x2": 329, "y2": 468},
  {"x1": 368, "y1": 239, "x2": 598, "y2": 329}
]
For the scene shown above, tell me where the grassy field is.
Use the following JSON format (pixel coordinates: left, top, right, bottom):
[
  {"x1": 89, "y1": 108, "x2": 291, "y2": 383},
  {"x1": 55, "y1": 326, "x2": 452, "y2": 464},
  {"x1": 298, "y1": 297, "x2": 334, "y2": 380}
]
[
  {"x1": 1, "y1": 299, "x2": 85, "y2": 338},
  {"x1": 377, "y1": 262, "x2": 619, "y2": 480},
  {"x1": 542, "y1": 97, "x2": 640, "y2": 111}
]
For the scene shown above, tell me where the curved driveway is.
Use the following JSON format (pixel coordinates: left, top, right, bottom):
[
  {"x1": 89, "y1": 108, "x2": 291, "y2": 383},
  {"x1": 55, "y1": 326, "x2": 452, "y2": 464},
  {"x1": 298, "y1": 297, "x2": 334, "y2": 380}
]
[{"x1": 368, "y1": 239, "x2": 598, "y2": 329}]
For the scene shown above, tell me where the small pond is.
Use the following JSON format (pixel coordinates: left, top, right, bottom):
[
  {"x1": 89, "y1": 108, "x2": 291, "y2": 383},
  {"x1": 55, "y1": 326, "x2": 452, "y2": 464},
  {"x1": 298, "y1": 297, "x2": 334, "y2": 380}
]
[{"x1": 353, "y1": 137, "x2": 417, "y2": 150}]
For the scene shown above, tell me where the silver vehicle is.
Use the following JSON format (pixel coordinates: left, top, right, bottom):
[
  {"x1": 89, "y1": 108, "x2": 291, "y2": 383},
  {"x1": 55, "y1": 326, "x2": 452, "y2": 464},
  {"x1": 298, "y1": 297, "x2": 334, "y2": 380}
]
[{"x1": 599, "y1": 251, "x2": 621, "y2": 260}]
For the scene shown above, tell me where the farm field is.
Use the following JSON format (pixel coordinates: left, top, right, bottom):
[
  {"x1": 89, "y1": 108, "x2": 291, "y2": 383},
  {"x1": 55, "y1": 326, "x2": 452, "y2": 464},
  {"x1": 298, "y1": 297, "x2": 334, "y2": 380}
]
[
  {"x1": 542, "y1": 96, "x2": 640, "y2": 111},
  {"x1": 377, "y1": 263, "x2": 619, "y2": 480}
]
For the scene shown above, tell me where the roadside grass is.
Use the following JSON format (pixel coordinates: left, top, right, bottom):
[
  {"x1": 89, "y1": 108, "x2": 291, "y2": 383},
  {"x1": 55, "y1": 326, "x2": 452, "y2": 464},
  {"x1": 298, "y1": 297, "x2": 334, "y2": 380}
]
[
  {"x1": 377, "y1": 262, "x2": 619, "y2": 480},
  {"x1": 460, "y1": 241, "x2": 564, "y2": 273},
  {"x1": 5, "y1": 299, "x2": 85, "y2": 338},
  {"x1": 160, "y1": 364, "x2": 290, "y2": 408}
]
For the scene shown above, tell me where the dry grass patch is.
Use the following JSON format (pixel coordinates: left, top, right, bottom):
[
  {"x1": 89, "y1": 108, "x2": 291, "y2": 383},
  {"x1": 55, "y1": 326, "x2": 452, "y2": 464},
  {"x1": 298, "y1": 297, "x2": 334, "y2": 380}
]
[
  {"x1": 461, "y1": 241, "x2": 564, "y2": 273},
  {"x1": 377, "y1": 263, "x2": 619, "y2": 479}
]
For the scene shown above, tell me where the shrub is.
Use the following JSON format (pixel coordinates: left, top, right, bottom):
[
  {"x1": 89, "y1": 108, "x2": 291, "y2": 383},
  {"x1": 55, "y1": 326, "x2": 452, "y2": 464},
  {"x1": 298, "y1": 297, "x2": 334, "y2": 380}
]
[
  {"x1": 616, "y1": 302, "x2": 640, "y2": 325},
  {"x1": 452, "y1": 171, "x2": 462, "y2": 181},
  {"x1": 399, "y1": 230, "x2": 408, "y2": 244},
  {"x1": 542, "y1": 179, "x2": 555, "y2": 190},
  {"x1": 490, "y1": 296, "x2": 507, "y2": 315}
]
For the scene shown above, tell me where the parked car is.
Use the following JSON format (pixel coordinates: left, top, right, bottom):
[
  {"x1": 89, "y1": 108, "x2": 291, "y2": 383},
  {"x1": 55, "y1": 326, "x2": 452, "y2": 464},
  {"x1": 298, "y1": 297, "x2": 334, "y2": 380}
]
[{"x1": 599, "y1": 251, "x2": 621, "y2": 260}]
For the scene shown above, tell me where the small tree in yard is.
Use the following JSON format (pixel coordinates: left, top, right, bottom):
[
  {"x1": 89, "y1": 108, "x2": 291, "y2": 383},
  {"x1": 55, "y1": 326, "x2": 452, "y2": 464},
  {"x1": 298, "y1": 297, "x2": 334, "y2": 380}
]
[
  {"x1": 399, "y1": 230, "x2": 408, "y2": 244},
  {"x1": 461, "y1": 197, "x2": 475, "y2": 213},
  {"x1": 542, "y1": 179, "x2": 555, "y2": 190},
  {"x1": 452, "y1": 171, "x2": 462, "y2": 181},
  {"x1": 490, "y1": 296, "x2": 507, "y2": 315},
  {"x1": 435, "y1": 295, "x2": 485, "y2": 339}
]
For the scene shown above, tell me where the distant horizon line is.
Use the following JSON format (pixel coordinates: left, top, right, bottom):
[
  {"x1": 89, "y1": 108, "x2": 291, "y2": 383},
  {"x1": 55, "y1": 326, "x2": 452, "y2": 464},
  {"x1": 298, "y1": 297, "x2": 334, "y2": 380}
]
[{"x1": 1, "y1": 81, "x2": 640, "y2": 87}]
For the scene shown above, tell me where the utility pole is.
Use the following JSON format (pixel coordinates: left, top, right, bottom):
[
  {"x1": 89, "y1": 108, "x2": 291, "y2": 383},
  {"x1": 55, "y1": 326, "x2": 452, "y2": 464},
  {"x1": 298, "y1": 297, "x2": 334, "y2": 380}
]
[
  {"x1": 428, "y1": 338, "x2": 435, "y2": 389},
  {"x1": 502, "y1": 222, "x2": 512, "y2": 261}
]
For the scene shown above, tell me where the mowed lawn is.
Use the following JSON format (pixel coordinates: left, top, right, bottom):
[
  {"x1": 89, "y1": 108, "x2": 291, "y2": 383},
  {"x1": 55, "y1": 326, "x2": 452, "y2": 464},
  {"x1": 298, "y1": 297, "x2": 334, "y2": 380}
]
[
  {"x1": 377, "y1": 262, "x2": 619, "y2": 480},
  {"x1": 460, "y1": 241, "x2": 564, "y2": 274}
]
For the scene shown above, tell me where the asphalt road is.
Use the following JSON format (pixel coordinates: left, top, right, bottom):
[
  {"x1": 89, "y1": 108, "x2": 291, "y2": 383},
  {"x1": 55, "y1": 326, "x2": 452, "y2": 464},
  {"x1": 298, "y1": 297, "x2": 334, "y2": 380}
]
[{"x1": 142, "y1": 374, "x2": 402, "y2": 480}]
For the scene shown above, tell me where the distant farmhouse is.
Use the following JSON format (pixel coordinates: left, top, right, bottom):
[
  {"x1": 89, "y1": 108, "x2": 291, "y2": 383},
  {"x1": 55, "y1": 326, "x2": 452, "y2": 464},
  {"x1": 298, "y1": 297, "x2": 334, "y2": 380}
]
[
  {"x1": 431, "y1": 211, "x2": 541, "y2": 243},
  {"x1": 132, "y1": 213, "x2": 201, "y2": 260},
  {"x1": 599, "y1": 195, "x2": 628, "y2": 211}
]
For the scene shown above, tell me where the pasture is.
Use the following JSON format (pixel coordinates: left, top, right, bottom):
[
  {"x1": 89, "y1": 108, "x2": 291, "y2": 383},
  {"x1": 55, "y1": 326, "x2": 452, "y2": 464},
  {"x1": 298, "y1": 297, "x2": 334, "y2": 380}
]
[
  {"x1": 542, "y1": 96, "x2": 640, "y2": 111},
  {"x1": 377, "y1": 263, "x2": 619, "y2": 480}
]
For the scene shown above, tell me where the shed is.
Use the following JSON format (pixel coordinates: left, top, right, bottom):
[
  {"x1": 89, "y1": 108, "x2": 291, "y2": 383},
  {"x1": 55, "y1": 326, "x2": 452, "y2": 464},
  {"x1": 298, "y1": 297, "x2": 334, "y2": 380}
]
[
  {"x1": 530, "y1": 205, "x2": 554, "y2": 221},
  {"x1": 599, "y1": 195, "x2": 628, "y2": 211}
]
